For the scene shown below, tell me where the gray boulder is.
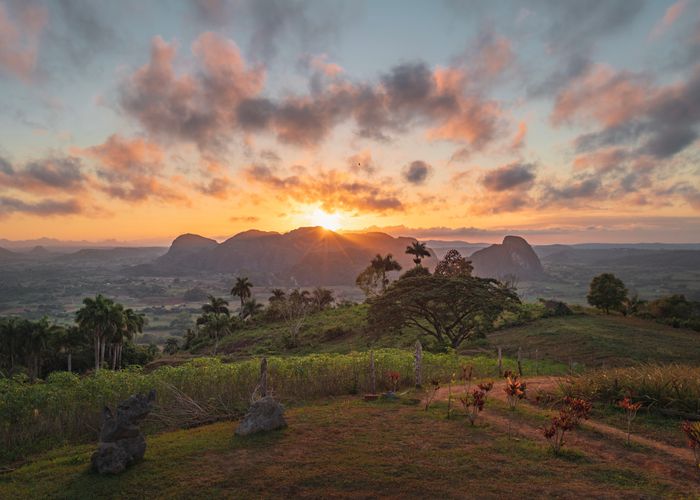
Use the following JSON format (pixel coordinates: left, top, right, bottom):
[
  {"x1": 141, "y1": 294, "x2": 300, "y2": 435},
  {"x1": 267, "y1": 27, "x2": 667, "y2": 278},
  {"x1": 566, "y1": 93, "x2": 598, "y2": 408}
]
[
  {"x1": 92, "y1": 389, "x2": 155, "y2": 474},
  {"x1": 235, "y1": 396, "x2": 287, "y2": 436}
]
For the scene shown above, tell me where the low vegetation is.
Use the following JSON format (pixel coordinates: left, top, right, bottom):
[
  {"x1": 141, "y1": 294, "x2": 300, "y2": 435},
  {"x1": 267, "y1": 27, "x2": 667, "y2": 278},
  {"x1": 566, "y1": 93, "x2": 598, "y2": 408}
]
[{"x1": 0, "y1": 350, "x2": 561, "y2": 463}]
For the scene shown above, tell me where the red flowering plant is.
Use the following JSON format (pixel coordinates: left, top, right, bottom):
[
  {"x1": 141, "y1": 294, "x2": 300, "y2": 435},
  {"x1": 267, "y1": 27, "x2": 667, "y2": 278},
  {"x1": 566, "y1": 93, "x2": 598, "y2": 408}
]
[
  {"x1": 386, "y1": 371, "x2": 401, "y2": 393},
  {"x1": 682, "y1": 420, "x2": 700, "y2": 470},
  {"x1": 424, "y1": 379, "x2": 441, "y2": 411},
  {"x1": 543, "y1": 396, "x2": 592, "y2": 454},
  {"x1": 617, "y1": 396, "x2": 643, "y2": 445},
  {"x1": 460, "y1": 382, "x2": 493, "y2": 426}
]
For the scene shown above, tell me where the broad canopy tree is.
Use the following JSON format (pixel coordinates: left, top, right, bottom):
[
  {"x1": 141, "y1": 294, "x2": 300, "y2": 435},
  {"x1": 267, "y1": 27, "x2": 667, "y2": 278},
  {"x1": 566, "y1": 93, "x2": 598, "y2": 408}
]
[
  {"x1": 587, "y1": 273, "x2": 628, "y2": 314},
  {"x1": 368, "y1": 275, "x2": 519, "y2": 349}
]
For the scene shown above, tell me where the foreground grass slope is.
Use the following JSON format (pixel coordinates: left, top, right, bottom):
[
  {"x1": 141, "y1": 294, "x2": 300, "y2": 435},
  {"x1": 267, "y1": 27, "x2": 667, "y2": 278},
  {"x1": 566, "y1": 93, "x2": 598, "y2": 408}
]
[
  {"x1": 2, "y1": 396, "x2": 697, "y2": 499},
  {"x1": 486, "y1": 314, "x2": 700, "y2": 368}
]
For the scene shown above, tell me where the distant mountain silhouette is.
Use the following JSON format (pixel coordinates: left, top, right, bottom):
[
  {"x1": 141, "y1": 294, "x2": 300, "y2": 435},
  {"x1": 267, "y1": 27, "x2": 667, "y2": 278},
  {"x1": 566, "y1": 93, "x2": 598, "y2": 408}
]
[
  {"x1": 469, "y1": 235, "x2": 545, "y2": 280},
  {"x1": 140, "y1": 227, "x2": 437, "y2": 285},
  {"x1": 542, "y1": 248, "x2": 700, "y2": 270},
  {"x1": 0, "y1": 246, "x2": 21, "y2": 261}
]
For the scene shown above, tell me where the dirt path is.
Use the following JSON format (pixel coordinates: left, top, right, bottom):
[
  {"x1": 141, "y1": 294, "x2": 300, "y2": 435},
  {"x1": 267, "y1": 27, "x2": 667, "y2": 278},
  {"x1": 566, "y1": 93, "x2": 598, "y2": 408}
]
[{"x1": 430, "y1": 376, "x2": 698, "y2": 484}]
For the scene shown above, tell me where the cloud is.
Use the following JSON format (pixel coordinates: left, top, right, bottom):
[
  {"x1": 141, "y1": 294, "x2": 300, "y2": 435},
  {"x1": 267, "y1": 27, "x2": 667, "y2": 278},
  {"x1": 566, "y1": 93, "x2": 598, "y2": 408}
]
[
  {"x1": 0, "y1": 1, "x2": 47, "y2": 80},
  {"x1": 511, "y1": 121, "x2": 527, "y2": 150},
  {"x1": 244, "y1": 164, "x2": 403, "y2": 213},
  {"x1": 191, "y1": 0, "x2": 347, "y2": 63},
  {"x1": 403, "y1": 160, "x2": 431, "y2": 185},
  {"x1": 650, "y1": 0, "x2": 688, "y2": 39},
  {"x1": 0, "y1": 196, "x2": 82, "y2": 217},
  {"x1": 561, "y1": 64, "x2": 700, "y2": 159},
  {"x1": 482, "y1": 162, "x2": 535, "y2": 191},
  {"x1": 119, "y1": 33, "x2": 265, "y2": 152},
  {"x1": 120, "y1": 36, "x2": 509, "y2": 152},
  {"x1": 0, "y1": 155, "x2": 86, "y2": 193},
  {"x1": 551, "y1": 64, "x2": 649, "y2": 127},
  {"x1": 230, "y1": 215, "x2": 260, "y2": 223},
  {"x1": 347, "y1": 150, "x2": 376, "y2": 175},
  {"x1": 197, "y1": 177, "x2": 232, "y2": 199},
  {"x1": 79, "y1": 134, "x2": 187, "y2": 203},
  {"x1": 541, "y1": 177, "x2": 602, "y2": 205}
]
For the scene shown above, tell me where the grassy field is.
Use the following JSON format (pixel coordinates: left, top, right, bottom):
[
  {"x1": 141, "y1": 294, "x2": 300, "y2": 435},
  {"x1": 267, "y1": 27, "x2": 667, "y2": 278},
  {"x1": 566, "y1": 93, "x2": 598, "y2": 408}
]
[
  {"x1": 485, "y1": 313, "x2": 700, "y2": 368},
  {"x1": 2, "y1": 394, "x2": 698, "y2": 499}
]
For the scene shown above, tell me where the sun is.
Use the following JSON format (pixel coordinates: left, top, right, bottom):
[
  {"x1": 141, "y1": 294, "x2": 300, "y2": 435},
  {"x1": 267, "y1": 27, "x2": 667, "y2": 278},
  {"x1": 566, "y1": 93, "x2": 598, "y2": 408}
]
[{"x1": 310, "y1": 208, "x2": 342, "y2": 231}]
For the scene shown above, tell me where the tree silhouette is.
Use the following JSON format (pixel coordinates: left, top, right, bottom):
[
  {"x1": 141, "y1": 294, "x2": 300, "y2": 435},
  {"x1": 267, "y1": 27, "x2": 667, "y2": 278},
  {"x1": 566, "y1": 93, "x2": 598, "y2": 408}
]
[
  {"x1": 434, "y1": 249, "x2": 473, "y2": 278},
  {"x1": 231, "y1": 277, "x2": 253, "y2": 315},
  {"x1": 406, "y1": 241, "x2": 431, "y2": 266}
]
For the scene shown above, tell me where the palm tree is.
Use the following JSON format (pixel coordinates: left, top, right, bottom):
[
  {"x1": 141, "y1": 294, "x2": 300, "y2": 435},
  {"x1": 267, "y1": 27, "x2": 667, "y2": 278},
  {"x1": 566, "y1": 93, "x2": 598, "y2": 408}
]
[
  {"x1": 311, "y1": 287, "x2": 335, "y2": 311},
  {"x1": 24, "y1": 318, "x2": 55, "y2": 381},
  {"x1": 240, "y1": 299, "x2": 264, "y2": 320},
  {"x1": 202, "y1": 295, "x2": 230, "y2": 316},
  {"x1": 113, "y1": 308, "x2": 145, "y2": 369},
  {"x1": 269, "y1": 288, "x2": 286, "y2": 303},
  {"x1": 163, "y1": 337, "x2": 179, "y2": 355},
  {"x1": 231, "y1": 277, "x2": 253, "y2": 315},
  {"x1": 52, "y1": 325, "x2": 86, "y2": 373},
  {"x1": 406, "y1": 241, "x2": 431, "y2": 266},
  {"x1": 371, "y1": 254, "x2": 402, "y2": 292},
  {"x1": 0, "y1": 317, "x2": 26, "y2": 374},
  {"x1": 76, "y1": 294, "x2": 115, "y2": 372},
  {"x1": 200, "y1": 312, "x2": 232, "y2": 355}
]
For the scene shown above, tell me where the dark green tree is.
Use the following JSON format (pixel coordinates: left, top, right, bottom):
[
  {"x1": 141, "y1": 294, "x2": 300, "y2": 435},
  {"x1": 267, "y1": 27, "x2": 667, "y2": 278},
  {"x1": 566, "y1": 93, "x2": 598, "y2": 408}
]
[
  {"x1": 231, "y1": 277, "x2": 253, "y2": 315},
  {"x1": 368, "y1": 275, "x2": 519, "y2": 349},
  {"x1": 587, "y1": 273, "x2": 628, "y2": 314}
]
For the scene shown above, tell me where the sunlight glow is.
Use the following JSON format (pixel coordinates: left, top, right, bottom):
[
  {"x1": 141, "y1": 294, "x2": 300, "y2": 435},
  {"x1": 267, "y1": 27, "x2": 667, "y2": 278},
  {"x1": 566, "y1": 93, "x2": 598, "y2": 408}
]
[{"x1": 310, "y1": 208, "x2": 342, "y2": 231}]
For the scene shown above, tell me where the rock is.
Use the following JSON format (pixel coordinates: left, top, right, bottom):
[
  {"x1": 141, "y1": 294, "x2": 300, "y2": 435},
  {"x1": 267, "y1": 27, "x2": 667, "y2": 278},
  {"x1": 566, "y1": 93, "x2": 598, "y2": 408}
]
[
  {"x1": 235, "y1": 396, "x2": 287, "y2": 436},
  {"x1": 469, "y1": 235, "x2": 545, "y2": 281},
  {"x1": 91, "y1": 389, "x2": 155, "y2": 474}
]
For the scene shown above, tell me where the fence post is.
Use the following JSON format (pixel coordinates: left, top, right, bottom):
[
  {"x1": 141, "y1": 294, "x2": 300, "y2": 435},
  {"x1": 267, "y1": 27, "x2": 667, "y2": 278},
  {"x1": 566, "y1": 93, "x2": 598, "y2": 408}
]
[
  {"x1": 517, "y1": 347, "x2": 523, "y2": 377},
  {"x1": 414, "y1": 341, "x2": 423, "y2": 388},
  {"x1": 535, "y1": 348, "x2": 539, "y2": 376},
  {"x1": 260, "y1": 357, "x2": 268, "y2": 397},
  {"x1": 370, "y1": 351, "x2": 376, "y2": 394},
  {"x1": 497, "y1": 347, "x2": 503, "y2": 377}
]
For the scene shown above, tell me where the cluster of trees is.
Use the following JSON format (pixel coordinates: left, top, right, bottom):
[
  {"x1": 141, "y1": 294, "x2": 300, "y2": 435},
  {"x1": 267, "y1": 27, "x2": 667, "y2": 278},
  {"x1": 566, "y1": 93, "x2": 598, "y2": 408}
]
[
  {"x1": 181, "y1": 281, "x2": 338, "y2": 353},
  {"x1": 0, "y1": 294, "x2": 156, "y2": 379},
  {"x1": 365, "y1": 242, "x2": 520, "y2": 349},
  {"x1": 587, "y1": 273, "x2": 700, "y2": 330}
]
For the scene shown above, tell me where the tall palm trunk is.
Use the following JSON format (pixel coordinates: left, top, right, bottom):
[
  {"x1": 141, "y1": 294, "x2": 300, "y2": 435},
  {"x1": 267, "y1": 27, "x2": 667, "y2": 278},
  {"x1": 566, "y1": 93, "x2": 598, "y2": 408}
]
[
  {"x1": 100, "y1": 339, "x2": 106, "y2": 369},
  {"x1": 67, "y1": 352, "x2": 72, "y2": 373},
  {"x1": 94, "y1": 335, "x2": 100, "y2": 372}
]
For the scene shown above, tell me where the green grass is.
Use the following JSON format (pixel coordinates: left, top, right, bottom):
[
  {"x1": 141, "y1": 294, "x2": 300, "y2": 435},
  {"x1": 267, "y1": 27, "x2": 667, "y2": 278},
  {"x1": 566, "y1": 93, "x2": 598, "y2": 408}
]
[
  {"x1": 486, "y1": 313, "x2": 700, "y2": 368},
  {"x1": 1, "y1": 397, "x2": 693, "y2": 499}
]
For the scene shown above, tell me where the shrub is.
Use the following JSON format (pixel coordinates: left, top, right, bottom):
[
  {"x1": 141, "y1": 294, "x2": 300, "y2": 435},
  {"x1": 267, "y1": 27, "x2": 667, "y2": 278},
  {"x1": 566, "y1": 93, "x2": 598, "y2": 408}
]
[
  {"x1": 563, "y1": 364, "x2": 700, "y2": 415},
  {"x1": 618, "y1": 396, "x2": 643, "y2": 445},
  {"x1": 682, "y1": 421, "x2": 700, "y2": 470},
  {"x1": 543, "y1": 396, "x2": 592, "y2": 454}
]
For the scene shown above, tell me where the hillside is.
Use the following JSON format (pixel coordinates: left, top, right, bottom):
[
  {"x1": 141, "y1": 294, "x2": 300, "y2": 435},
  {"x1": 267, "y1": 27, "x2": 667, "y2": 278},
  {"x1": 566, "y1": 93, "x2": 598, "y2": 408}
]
[
  {"x1": 2, "y1": 392, "x2": 697, "y2": 498},
  {"x1": 486, "y1": 314, "x2": 700, "y2": 368},
  {"x1": 186, "y1": 305, "x2": 700, "y2": 369},
  {"x1": 140, "y1": 227, "x2": 437, "y2": 285}
]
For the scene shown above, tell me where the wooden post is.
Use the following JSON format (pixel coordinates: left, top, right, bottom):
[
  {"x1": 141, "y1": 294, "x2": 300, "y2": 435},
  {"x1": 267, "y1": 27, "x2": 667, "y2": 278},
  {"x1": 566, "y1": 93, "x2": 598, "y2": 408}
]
[
  {"x1": 370, "y1": 351, "x2": 376, "y2": 394},
  {"x1": 414, "y1": 341, "x2": 423, "y2": 388},
  {"x1": 517, "y1": 347, "x2": 523, "y2": 377},
  {"x1": 260, "y1": 357, "x2": 268, "y2": 397},
  {"x1": 497, "y1": 347, "x2": 503, "y2": 377},
  {"x1": 535, "y1": 348, "x2": 539, "y2": 376}
]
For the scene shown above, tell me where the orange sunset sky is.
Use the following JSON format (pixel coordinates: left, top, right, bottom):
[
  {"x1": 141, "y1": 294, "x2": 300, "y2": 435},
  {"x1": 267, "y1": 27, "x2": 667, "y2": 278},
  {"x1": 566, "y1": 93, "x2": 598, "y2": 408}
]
[{"x1": 0, "y1": 0, "x2": 699, "y2": 244}]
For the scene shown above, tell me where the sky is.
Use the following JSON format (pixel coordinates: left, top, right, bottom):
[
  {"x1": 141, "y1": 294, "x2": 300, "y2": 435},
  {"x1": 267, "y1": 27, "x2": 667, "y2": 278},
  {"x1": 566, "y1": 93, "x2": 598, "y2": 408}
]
[{"x1": 0, "y1": 0, "x2": 699, "y2": 245}]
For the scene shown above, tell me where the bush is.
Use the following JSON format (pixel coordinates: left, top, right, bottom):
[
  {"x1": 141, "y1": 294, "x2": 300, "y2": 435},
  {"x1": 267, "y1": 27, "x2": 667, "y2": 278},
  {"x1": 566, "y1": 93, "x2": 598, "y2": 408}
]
[
  {"x1": 562, "y1": 364, "x2": 700, "y2": 415},
  {"x1": 0, "y1": 349, "x2": 564, "y2": 463}
]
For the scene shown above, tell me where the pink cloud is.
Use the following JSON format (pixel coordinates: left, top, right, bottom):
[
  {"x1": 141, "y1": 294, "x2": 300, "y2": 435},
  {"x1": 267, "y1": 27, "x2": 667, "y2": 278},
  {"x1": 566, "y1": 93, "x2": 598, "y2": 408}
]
[
  {"x1": 650, "y1": 0, "x2": 688, "y2": 39},
  {"x1": 0, "y1": 1, "x2": 47, "y2": 80}
]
